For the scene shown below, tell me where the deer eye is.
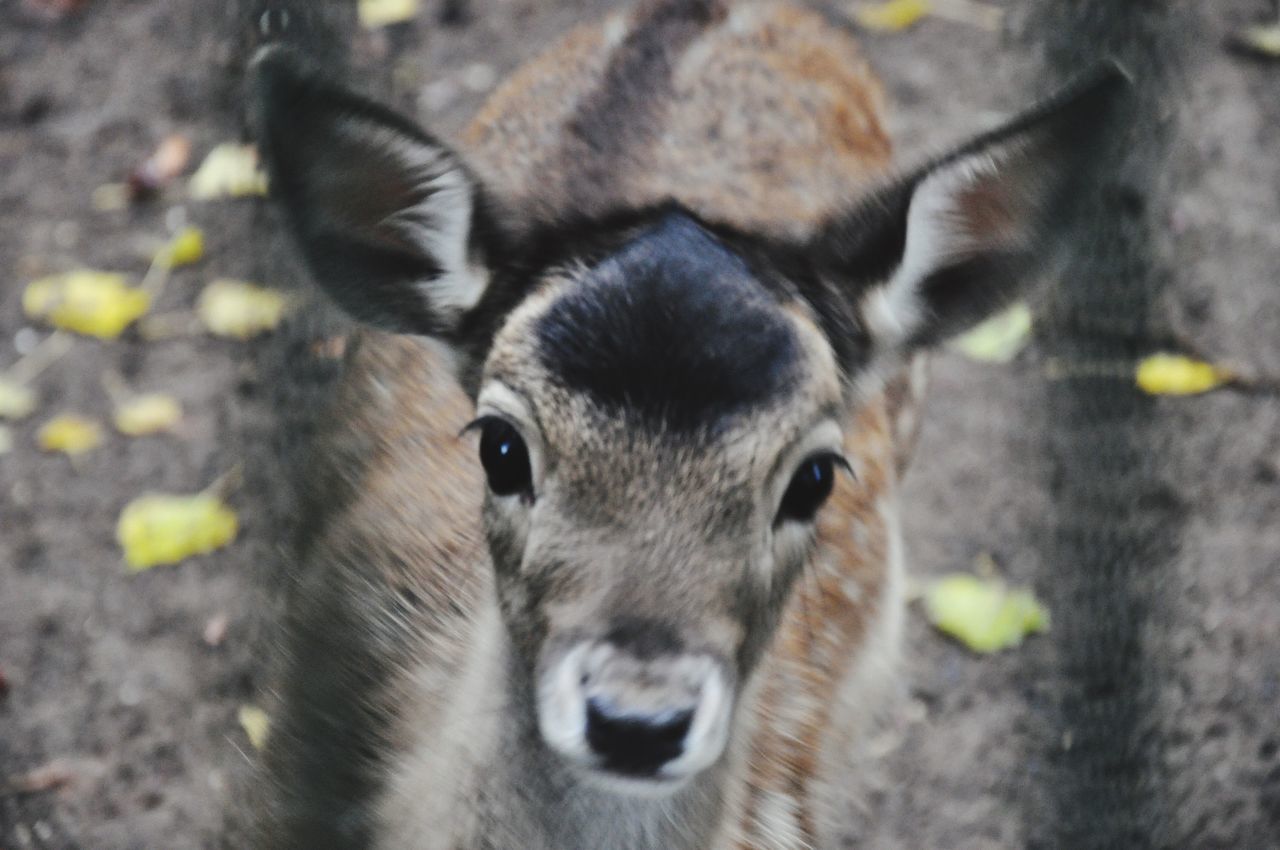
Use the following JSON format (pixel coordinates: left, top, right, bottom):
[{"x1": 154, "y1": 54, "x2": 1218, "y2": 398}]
[
  {"x1": 776, "y1": 453, "x2": 842, "y2": 524},
  {"x1": 478, "y1": 418, "x2": 533, "y2": 497}
]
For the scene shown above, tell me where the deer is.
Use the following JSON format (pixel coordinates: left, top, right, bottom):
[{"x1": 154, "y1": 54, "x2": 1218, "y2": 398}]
[{"x1": 243, "y1": 1, "x2": 1123, "y2": 847}]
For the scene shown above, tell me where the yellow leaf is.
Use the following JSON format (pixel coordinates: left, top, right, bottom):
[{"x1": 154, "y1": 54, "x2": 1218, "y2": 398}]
[
  {"x1": 851, "y1": 0, "x2": 931, "y2": 32},
  {"x1": 1135, "y1": 354, "x2": 1233, "y2": 396},
  {"x1": 237, "y1": 705, "x2": 271, "y2": 751},
  {"x1": 189, "y1": 144, "x2": 268, "y2": 200},
  {"x1": 0, "y1": 425, "x2": 12, "y2": 455},
  {"x1": 38, "y1": 414, "x2": 104, "y2": 457},
  {"x1": 359, "y1": 0, "x2": 420, "y2": 29},
  {"x1": 197, "y1": 279, "x2": 289, "y2": 339},
  {"x1": 116, "y1": 493, "x2": 239, "y2": 570},
  {"x1": 1232, "y1": 23, "x2": 1280, "y2": 58},
  {"x1": 155, "y1": 226, "x2": 205, "y2": 268},
  {"x1": 950, "y1": 302, "x2": 1033, "y2": 363},
  {"x1": 23, "y1": 271, "x2": 151, "y2": 339},
  {"x1": 114, "y1": 394, "x2": 183, "y2": 436},
  {"x1": 923, "y1": 573, "x2": 1049, "y2": 653},
  {"x1": 0, "y1": 379, "x2": 38, "y2": 420}
]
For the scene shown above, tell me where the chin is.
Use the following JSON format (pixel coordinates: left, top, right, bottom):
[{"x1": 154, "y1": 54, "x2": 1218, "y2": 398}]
[{"x1": 574, "y1": 763, "x2": 697, "y2": 798}]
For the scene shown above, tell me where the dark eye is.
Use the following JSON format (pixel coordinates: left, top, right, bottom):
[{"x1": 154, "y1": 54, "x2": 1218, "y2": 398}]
[
  {"x1": 776, "y1": 454, "x2": 839, "y2": 523},
  {"x1": 478, "y1": 419, "x2": 533, "y2": 497}
]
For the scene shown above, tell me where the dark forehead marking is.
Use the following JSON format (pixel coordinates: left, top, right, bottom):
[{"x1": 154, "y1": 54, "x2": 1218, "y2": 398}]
[{"x1": 534, "y1": 214, "x2": 800, "y2": 433}]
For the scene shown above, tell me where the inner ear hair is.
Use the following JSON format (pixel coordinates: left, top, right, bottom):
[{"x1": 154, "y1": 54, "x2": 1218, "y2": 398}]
[
  {"x1": 808, "y1": 61, "x2": 1130, "y2": 355},
  {"x1": 249, "y1": 45, "x2": 504, "y2": 339}
]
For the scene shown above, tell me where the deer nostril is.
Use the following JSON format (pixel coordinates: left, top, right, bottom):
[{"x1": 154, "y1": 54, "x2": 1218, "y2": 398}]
[{"x1": 584, "y1": 697, "x2": 694, "y2": 777}]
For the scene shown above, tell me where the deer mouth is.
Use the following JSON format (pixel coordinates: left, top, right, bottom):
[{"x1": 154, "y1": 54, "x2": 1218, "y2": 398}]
[{"x1": 536, "y1": 642, "x2": 733, "y2": 795}]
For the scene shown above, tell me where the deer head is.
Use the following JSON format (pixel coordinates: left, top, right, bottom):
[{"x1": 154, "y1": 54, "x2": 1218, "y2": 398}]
[{"x1": 251, "y1": 47, "x2": 1123, "y2": 793}]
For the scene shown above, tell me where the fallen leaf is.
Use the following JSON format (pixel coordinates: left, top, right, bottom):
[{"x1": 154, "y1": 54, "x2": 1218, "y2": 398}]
[
  {"x1": 238, "y1": 705, "x2": 270, "y2": 750},
  {"x1": 128, "y1": 134, "x2": 192, "y2": 200},
  {"x1": 197, "y1": 279, "x2": 288, "y2": 339},
  {"x1": 117, "y1": 492, "x2": 238, "y2": 570},
  {"x1": 359, "y1": 0, "x2": 421, "y2": 28},
  {"x1": 20, "y1": 0, "x2": 88, "y2": 22},
  {"x1": 0, "y1": 379, "x2": 38, "y2": 420},
  {"x1": 1135, "y1": 353, "x2": 1234, "y2": 396},
  {"x1": 1228, "y1": 23, "x2": 1280, "y2": 60},
  {"x1": 924, "y1": 573, "x2": 1049, "y2": 653},
  {"x1": 154, "y1": 226, "x2": 205, "y2": 269},
  {"x1": 37, "y1": 414, "x2": 103, "y2": 457},
  {"x1": 950, "y1": 301, "x2": 1033, "y2": 363},
  {"x1": 203, "y1": 614, "x2": 229, "y2": 648},
  {"x1": 929, "y1": 0, "x2": 1002, "y2": 31},
  {"x1": 189, "y1": 144, "x2": 268, "y2": 200},
  {"x1": 91, "y1": 183, "x2": 130, "y2": 212},
  {"x1": 0, "y1": 425, "x2": 12, "y2": 456},
  {"x1": 114, "y1": 394, "x2": 182, "y2": 436},
  {"x1": 309, "y1": 334, "x2": 348, "y2": 360},
  {"x1": 23, "y1": 271, "x2": 150, "y2": 339},
  {"x1": 850, "y1": 0, "x2": 931, "y2": 32},
  {"x1": 1, "y1": 760, "x2": 76, "y2": 795}
]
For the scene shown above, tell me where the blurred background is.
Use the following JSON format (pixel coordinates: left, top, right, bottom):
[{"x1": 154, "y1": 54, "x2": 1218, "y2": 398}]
[{"x1": 1, "y1": 0, "x2": 1277, "y2": 847}]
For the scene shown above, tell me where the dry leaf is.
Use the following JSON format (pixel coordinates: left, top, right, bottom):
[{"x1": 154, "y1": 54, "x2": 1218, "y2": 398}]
[
  {"x1": 128, "y1": 134, "x2": 192, "y2": 200},
  {"x1": 189, "y1": 144, "x2": 268, "y2": 200},
  {"x1": 116, "y1": 493, "x2": 239, "y2": 570},
  {"x1": 20, "y1": 0, "x2": 89, "y2": 22},
  {"x1": 114, "y1": 394, "x2": 182, "y2": 436},
  {"x1": 1135, "y1": 353, "x2": 1234, "y2": 396},
  {"x1": 91, "y1": 183, "x2": 130, "y2": 212},
  {"x1": 0, "y1": 379, "x2": 38, "y2": 420},
  {"x1": 203, "y1": 614, "x2": 229, "y2": 648},
  {"x1": 37, "y1": 414, "x2": 103, "y2": 457},
  {"x1": 238, "y1": 705, "x2": 271, "y2": 750},
  {"x1": 850, "y1": 0, "x2": 931, "y2": 32},
  {"x1": 359, "y1": 0, "x2": 421, "y2": 28},
  {"x1": 197, "y1": 279, "x2": 288, "y2": 339},
  {"x1": 930, "y1": 0, "x2": 1002, "y2": 31},
  {"x1": 155, "y1": 226, "x2": 205, "y2": 269},
  {"x1": 23, "y1": 271, "x2": 151, "y2": 339},
  {"x1": 923, "y1": 573, "x2": 1049, "y2": 653},
  {"x1": 1, "y1": 760, "x2": 77, "y2": 795},
  {"x1": 950, "y1": 302, "x2": 1032, "y2": 363}
]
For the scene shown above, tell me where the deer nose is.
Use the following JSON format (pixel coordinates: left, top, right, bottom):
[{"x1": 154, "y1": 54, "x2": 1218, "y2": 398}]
[{"x1": 584, "y1": 697, "x2": 695, "y2": 777}]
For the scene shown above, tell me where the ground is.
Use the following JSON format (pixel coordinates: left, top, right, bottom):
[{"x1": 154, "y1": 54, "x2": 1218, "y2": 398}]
[{"x1": 1, "y1": 1, "x2": 1278, "y2": 848}]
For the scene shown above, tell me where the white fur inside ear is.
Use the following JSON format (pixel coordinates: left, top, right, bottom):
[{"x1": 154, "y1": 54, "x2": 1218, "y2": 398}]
[
  {"x1": 859, "y1": 279, "x2": 922, "y2": 349},
  {"x1": 860, "y1": 150, "x2": 1012, "y2": 349},
  {"x1": 899, "y1": 154, "x2": 1001, "y2": 286},
  {"x1": 380, "y1": 130, "x2": 490, "y2": 322}
]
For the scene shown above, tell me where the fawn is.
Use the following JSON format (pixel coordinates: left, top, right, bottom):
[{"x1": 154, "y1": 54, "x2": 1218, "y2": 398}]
[{"x1": 245, "y1": 1, "x2": 1122, "y2": 847}]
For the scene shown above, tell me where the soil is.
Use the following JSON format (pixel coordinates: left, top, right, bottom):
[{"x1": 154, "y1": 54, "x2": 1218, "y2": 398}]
[{"x1": 1, "y1": 1, "x2": 1278, "y2": 849}]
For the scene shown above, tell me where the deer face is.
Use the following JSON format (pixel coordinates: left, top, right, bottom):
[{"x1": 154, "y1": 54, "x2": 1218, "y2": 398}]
[
  {"x1": 471, "y1": 215, "x2": 849, "y2": 787},
  {"x1": 251, "y1": 47, "x2": 1123, "y2": 792}
]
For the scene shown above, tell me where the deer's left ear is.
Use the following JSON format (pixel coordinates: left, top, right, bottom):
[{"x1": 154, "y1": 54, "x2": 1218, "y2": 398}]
[
  {"x1": 812, "y1": 64, "x2": 1129, "y2": 356},
  {"x1": 249, "y1": 45, "x2": 502, "y2": 338}
]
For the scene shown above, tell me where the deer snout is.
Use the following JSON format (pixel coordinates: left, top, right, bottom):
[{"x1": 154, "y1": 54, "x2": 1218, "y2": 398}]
[
  {"x1": 537, "y1": 638, "x2": 732, "y2": 790},
  {"x1": 585, "y1": 697, "x2": 694, "y2": 777}
]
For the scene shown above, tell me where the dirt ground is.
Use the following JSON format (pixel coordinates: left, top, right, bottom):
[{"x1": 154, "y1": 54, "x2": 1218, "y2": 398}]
[{"x1": 1, "y1": 1, "x2": 1278, "y2": 848}]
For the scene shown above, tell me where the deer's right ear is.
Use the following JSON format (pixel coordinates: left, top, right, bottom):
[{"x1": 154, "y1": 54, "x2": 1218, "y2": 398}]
[{"x1": 250, "y1": 46, "x2": 499, "y2": 337}]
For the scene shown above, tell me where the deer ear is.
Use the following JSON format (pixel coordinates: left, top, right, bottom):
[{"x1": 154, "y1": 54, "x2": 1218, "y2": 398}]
[
  {"x1": 249, "y1": 46, "x2": 499, "y2": 337},
  {"x1": 813, "y1": 64, "x2": 1129, "y2": 357}
]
